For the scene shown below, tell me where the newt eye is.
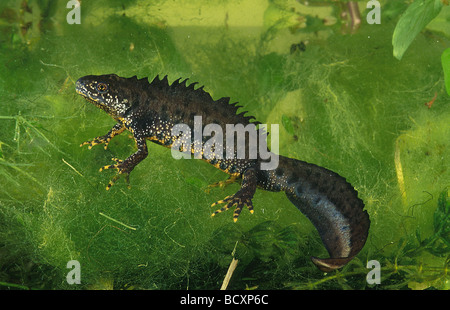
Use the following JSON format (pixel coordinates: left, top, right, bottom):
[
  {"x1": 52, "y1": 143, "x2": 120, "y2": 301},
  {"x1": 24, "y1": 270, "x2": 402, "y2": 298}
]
[{"x1": 96, "y1": 83, "x2": 108, "y2": 94}]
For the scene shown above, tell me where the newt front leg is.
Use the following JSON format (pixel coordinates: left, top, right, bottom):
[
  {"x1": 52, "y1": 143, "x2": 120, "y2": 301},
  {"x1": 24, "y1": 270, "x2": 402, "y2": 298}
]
[
  {"x1": 99, "y1": 136, "x2": 148, "y2": 190},
  {"x1": 80, "y1": 123, "x2": 125, "y2": 150}
]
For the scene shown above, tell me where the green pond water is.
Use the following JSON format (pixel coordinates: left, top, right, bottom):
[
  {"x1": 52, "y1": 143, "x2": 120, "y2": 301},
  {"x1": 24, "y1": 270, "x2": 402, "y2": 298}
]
[{"x1": 0, "y1": 0, "x2": 449, "y2": 290}]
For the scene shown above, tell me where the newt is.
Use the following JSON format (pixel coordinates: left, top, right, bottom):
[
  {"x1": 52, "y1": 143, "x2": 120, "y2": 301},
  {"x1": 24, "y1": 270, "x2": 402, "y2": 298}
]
[{"x1": 75, "y1": 74, "x2": 370, "y2": 272}]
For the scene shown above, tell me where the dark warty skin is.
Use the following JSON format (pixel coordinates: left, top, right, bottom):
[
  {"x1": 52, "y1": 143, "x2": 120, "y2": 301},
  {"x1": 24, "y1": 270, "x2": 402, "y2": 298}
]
[{"x1": 75, "y1": 74, "x2": 370, "y2": 271}]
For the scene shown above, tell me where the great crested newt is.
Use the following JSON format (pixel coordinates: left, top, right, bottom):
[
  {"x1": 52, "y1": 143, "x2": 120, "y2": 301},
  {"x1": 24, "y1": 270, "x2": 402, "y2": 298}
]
[{"x1": 75, "y1": 74, "x2": 370, "y2": 272}]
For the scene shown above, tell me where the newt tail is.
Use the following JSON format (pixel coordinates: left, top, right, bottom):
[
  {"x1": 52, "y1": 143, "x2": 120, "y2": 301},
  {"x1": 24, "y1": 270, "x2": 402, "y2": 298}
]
[
  {"x1": 75, "y1": 74, "x2": 370, "y2": 271},
  {"x1": 271, "y1": 156, "x2": 369, "y2": 271}
]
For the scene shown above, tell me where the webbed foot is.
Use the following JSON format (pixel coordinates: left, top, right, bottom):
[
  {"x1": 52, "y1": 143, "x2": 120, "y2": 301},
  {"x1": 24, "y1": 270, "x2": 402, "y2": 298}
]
[
  {"x1": 211, "y1": 191, "x2": 254, "y2": 222},
  {"x1": 99, "y1": 158, "x2": 131, "y2": 190}
]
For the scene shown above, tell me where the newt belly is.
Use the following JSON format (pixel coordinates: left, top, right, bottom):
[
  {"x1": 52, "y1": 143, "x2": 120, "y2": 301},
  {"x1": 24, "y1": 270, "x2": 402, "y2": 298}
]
[{"x1": 75, "y1": 74, "x2": 370, "y2": 272}]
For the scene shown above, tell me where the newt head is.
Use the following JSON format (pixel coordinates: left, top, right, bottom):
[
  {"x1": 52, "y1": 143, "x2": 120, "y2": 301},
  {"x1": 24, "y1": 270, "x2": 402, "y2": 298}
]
[{"x1": 76, "y1": 74, "x2": 136, "y2": 120}]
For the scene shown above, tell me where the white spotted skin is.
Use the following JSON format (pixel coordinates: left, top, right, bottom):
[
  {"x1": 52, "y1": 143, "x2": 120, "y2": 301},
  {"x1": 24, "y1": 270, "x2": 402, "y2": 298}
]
[{"x1": 76, "y1": 74, "x2": 370, "y2": 272}]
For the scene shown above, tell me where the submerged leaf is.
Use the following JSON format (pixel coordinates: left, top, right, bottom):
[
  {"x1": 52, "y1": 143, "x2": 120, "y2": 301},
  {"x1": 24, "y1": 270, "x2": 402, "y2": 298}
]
[
  {"x1": 392, "y1": 0, "x2": 443, "y2": 60},
  {"x1": 281, "y1": 115, "x2": 295, "y2": 135},
  {"x1": 434, "y1": 190, "x2": 450, "y2": 237},
  {"x1": 442, "y1": 48, "x2": 450, "y2": 96}
]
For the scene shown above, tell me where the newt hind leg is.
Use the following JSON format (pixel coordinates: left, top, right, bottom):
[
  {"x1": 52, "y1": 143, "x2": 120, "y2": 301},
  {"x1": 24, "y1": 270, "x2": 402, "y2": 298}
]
[
  {"x1": 205, "y1": 174, "x2": 239, "y2": 193},
  {"x1": 99, "y1": 158, "x2": 131, "y2": 190},
  {"x1": 210, "y1": 168, "x2": 258, "y2": 222}
]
